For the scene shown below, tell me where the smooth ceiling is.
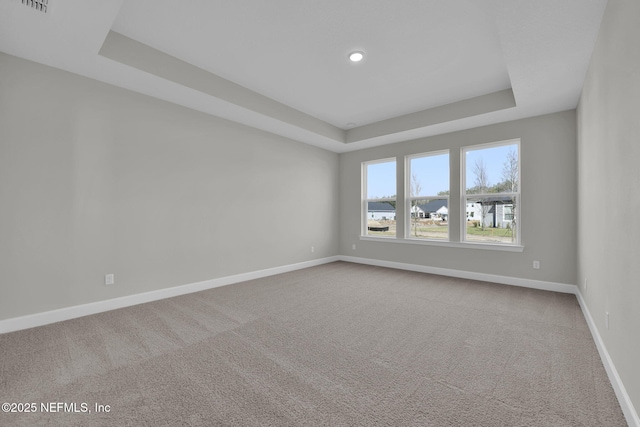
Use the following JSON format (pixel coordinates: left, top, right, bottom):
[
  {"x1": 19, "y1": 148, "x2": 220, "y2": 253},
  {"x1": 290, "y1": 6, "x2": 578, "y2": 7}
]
[{"x1": 0, "y1": 0, "x2": 608, "y2": 152}]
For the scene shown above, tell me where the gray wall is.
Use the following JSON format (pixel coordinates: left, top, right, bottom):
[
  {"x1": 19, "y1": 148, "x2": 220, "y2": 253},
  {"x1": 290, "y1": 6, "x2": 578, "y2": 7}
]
[
  {"x1": 0, "y1": 53, "x2": 339, "y2": 320},
  {"x1": 339, "y1": 111, "x2": 577, "y2": 285},
  {"x1": 577, "y1": 0, "x2": 640, "y2": 415}
]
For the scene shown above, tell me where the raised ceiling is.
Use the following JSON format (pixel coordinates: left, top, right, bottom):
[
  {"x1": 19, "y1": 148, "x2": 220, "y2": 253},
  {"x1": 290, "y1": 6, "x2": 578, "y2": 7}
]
[{"x1": 0, "y1": 0, "x2": 608, "y2": 153}]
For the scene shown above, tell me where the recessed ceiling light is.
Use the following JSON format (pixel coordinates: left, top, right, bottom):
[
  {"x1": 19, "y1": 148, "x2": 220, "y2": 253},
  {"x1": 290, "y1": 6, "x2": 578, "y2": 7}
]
[{"x1": 348, "y1": 51, "x2": 364, "y2": 62}]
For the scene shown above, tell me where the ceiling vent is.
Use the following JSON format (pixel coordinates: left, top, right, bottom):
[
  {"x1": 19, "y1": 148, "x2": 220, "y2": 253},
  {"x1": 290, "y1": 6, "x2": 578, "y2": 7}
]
[{"x1": 21, "y1": 0, "x2": 48, "y2": 13}]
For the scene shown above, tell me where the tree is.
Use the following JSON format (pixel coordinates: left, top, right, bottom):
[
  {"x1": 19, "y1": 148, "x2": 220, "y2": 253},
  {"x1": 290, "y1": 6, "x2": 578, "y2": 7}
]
[
  {"x1": 472, "y1": 158, "x2": 492, "y2": 230},
  {"x1": 473, "y1": 158, "x2": 489, "y2": 193},
  {"x1": 410, "y1": 174, "x2": 422, "y2": 236},
  {"x1": 501, "y1": 148, "x2": 518, "y2": 241},
  {"x1": 502, "y1": 148, "x2": 518, "y2": 193}
]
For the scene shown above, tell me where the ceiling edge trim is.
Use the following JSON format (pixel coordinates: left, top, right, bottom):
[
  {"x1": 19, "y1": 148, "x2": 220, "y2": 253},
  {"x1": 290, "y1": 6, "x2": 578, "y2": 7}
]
[
  {"x1": 97, "y1": 31, "x2": 517, "y2": 151},
  {"x1": 345, "y1": 89, "x2": 516, "y2": 143},
  {"x1": 98, "y1": 30, "x2": 345, "y2": 143}
]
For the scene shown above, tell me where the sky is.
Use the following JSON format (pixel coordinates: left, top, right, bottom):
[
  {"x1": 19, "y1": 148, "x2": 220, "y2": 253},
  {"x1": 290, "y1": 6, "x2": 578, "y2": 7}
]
[
  {"x1": 464, "y1": 143, "x2": 518, "y2": 191},
  {"x1": 366, "y1": 143, "x2": 518, "y2": 199},
  {"x1": 366, "y1": 161, "x2": 396, "y2": 198},
  {"x1": 410, "y1": 152, "x2": 449, "y2": 196}
]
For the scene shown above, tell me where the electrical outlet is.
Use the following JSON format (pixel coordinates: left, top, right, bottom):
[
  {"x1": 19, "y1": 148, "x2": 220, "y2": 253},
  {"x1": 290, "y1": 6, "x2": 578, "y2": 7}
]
[
  {"x1": 533, "y1": 260, "x2": 540, "y2": 269},
  {"x1": 352, "y1": 244, "x2": 356, "y2": 250},
  {"x1": 606, "y1": 312, "x2": 610, "y2": 330},
  {"x1": 584, "y1": 278, "x2": 588, "y2": 292},
  {"x1": 311, "y1": 246, "x2": 315, "y2": 253},
  {"x1": 105, "y1": 274, "x2": 114, "y2": 286}
]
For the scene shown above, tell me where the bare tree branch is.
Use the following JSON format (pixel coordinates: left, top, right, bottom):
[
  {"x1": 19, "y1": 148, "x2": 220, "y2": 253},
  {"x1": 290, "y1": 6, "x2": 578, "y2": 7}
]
[
  {"x1": 501, "y1": 148, "x2": 518, "y2": 193},
  {"x1": 472, "y1": 158, "x2": 491, "y2": 230},
  {"x1": 473, "y1": 158, "x2": 489, "y2": 193},
  {"x1": 501, "y1": 147, "x2": 518, "y2": 241},
  {"x1": 411, "y1": 174, "x2": 422, "y2": 236}
]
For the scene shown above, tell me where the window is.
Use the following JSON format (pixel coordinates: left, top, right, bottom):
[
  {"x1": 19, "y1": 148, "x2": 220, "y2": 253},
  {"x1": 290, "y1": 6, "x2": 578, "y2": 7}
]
[
  {"x1": 360, "y1": 140, "x2": 521, "y2": 250},
  {"x1": 406, "y1": 151, "x2": 449, "y2": 240},
  {"x1": 462, "y1": 140, "x2": 520, "y2": 245},
  {"x1": 362, "y1": 159, "x2": 396, "y2": 237},
  {"x1": 503, "y1": 204, "x2": 514, "y2": 221}
]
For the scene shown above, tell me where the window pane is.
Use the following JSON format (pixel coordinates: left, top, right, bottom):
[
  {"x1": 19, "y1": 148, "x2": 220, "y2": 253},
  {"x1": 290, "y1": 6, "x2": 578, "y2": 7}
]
[
  {"x1": 366, "y1": 201, "x2": 396, "y2": 236},
  {"x1": 409, "y1": 198, "x2": 448, "y2": 240},
  {"x1": 465, "y1": 144, "x2": 518, "y2": 194},
  {"x1": 409, "y1": 153, "x2": 449, "y2": 197},
  {"x1": 366, "y1": 161, "x2": 396, "y2": 199},
  {"x1": 503, "y1": 204, "x2": 514, "y2": 221},
  {"x1": 465, "y1": 196, "x2": 517, "y2": 243}
]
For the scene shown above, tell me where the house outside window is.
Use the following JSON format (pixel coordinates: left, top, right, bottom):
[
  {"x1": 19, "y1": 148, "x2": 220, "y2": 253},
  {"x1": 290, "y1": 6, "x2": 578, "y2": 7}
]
[{"x1": 462, "y1": 140, "x2": 520, "y2": 245}]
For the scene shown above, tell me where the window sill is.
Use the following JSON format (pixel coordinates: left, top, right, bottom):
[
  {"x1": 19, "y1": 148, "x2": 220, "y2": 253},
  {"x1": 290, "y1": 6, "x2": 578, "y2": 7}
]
[{"x1": 359, "y1": 236, "x2": 524, "y2": 252}]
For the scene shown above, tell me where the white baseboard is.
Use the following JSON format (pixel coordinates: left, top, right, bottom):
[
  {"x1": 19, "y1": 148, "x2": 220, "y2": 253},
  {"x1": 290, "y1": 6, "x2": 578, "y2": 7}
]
[
  {"x1": 575, "y1": 290, "x2": 640, "y2": 427},
  {"x1": 338, "y1": 255, "x2": 577, "y2": 294},
  {"x1": 0, "y1": 256, "x2": 339, "y2": 334},
  {"x1": 0, "y1": 255, "x2": 573, "y2": 334}
]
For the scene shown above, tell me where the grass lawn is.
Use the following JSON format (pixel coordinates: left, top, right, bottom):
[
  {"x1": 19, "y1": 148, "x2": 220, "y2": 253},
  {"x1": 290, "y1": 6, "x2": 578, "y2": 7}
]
[
  {"x1": 408, "y1": 224, "x2": 448, "y2": 239},
  {"x1": 466, "y1": 225, "x2": 513, "y2": 238},
  {"x1": 367, "y1": 221, "x2": 515, "y2": 243},
  {"x1": 465, "y1": 224, "x2": 515, "y2": 243}
]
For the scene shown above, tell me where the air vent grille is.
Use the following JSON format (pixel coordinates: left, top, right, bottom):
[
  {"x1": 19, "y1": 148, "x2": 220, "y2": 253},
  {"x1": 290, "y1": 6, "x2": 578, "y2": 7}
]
[{"x1": 21, "y1": 0, "x2": 48, "y2": 13}]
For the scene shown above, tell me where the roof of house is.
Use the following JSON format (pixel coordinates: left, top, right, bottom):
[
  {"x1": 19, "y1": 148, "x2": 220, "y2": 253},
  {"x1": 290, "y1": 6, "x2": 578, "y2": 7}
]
[
  {"x1": 469, "y1": 196, "x2": 514, "y2": 204},
  {"x1": 416, "y1": 199, "x2": 448, "y2": 212},
  {"x1": 367, "y1": 202, "x2": 395, "y2": 212}
]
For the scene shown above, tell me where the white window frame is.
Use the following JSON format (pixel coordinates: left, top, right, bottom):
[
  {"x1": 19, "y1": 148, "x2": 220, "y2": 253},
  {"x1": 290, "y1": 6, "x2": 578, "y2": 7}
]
[
  {"x1": 405, "y1": 150, "x2": 450, "y2": 242},
  {"x1": 362, "y1": 158, "x2": 396, "y2": 238},
  {"x1": 461, "y1": 139, "x2": 521, "y2": 246}
]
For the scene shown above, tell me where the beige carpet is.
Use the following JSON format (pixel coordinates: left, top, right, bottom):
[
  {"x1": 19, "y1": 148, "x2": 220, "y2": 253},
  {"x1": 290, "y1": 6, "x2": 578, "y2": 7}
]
[{"x1": 0, "y1": 261, "x2": 626, "y2": 426}]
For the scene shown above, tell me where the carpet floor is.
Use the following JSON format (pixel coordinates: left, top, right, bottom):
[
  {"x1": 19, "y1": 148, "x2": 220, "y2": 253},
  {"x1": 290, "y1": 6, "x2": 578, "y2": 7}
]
[{"x1": 0, "y1": 261, "x2": 627, "y2": 426}]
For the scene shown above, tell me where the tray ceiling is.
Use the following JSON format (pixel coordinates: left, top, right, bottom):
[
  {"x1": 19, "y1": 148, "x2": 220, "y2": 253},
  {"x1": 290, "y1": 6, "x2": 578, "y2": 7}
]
[{"x1": 0, "y1": 0, "x2": 608, "y2": 152}]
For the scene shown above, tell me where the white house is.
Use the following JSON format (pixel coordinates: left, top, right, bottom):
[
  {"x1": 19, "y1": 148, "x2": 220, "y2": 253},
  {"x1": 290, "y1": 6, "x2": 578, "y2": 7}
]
[
  {"x1": 367, "y1": 201, "x2": 396, "y2": 221},
  {"x1": 466, "y1": 197, "x2": 514, "y2": 228},
  {"x1": 414, "y1": 200, "x2": 448, "y2": 220}
]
